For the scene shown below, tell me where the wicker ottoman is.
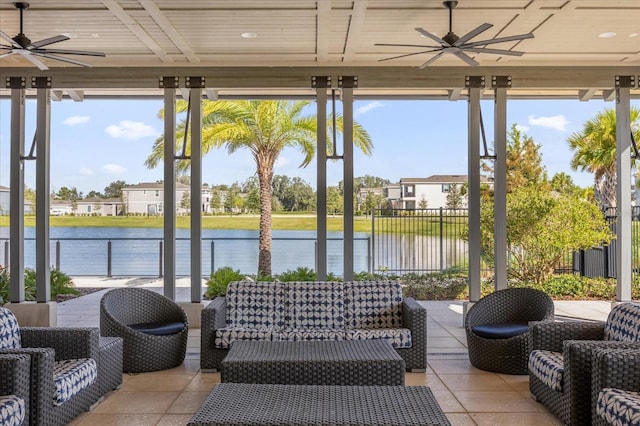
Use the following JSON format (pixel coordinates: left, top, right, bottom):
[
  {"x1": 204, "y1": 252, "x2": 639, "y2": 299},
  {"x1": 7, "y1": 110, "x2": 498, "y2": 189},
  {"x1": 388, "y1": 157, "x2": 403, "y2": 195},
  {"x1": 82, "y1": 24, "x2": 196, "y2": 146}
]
[
  {"x1": 189, "y1": 383, "x2": 450, "y2": 426},
  {"x1": 221, "y1": 340, "x2": 405, "y2": 386},
  {"x1": 98, "y1": 336, "x2": 123, "y2": 395}
]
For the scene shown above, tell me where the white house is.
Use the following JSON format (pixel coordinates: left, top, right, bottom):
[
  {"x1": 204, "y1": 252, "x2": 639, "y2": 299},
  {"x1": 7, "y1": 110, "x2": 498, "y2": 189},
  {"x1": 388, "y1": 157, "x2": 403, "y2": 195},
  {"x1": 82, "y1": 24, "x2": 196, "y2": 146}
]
[
  {"x1": 122, "y1": 182, "x2": 190, "y2": 215},
  {"x1": 399, "y1": 175, "x2": 492, "y2": 209}
]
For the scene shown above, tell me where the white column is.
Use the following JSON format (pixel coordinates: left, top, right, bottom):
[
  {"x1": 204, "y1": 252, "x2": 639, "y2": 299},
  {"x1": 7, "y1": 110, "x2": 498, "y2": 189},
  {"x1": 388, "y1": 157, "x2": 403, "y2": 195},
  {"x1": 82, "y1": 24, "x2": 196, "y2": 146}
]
[
  {"x1": 341, "y1": 80, "x2": 355, "y2": 281},
  {"x1": 315, "y1": 78, "x2": 328, "y2": 280},
  {"x1": 467, "y1": 78, "x2": 483, "y2": 302},
  {"x1": 615, "y1": 79, "x2": 632, "y2": 301},
  {"x1": 35, "y1": 85, "x2": 51, "y2": 302},
  {"x1": 493, "y1": 80, "x2": 508, "y2": 290},
  {"x1": 163, "y1": 82, "x2": 177, "y2": 300},
  {"x1": 190, "y1": 86, "x2": 203, "y2": 302},
  {"x1": 9, "y1": 84, "x2": 25, "y2": 302}
]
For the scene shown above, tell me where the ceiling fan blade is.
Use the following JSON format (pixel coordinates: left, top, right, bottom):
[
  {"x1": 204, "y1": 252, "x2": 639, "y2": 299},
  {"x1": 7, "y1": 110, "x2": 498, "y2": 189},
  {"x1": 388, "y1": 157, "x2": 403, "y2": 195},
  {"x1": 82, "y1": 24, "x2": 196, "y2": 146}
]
[
  {"x1": 463, "y1": 33, "x2": 534, "y2": 48},
  {"x1": 16, "y1": 51, "x2": 49, "y2": 70},
  {"x1": 28, "y1": 34, "x2": 70, "y2": 49},
  {"x1": 379, "y1": 49, "x2": 442, "y2": 62},
  {"x1": 418, "y1": 51, "x2": 445, "y2": 69},
  {"x1": 415, "y1": 27, "x2": 449, "y2": 46},
  {"x1": 0, "y1": 30, "x2": 21, "y2": 48},
  {"x1": 454, "y1": 23, "x2": 493, "y2": 46},
  {"x1": 375, "y1": 43, "x2": 440, "y2": 49},
  {"x1": 462, "y1": 47, "x2": 525, "y2": 56},
  {"x1": 32, "y1": 48, "x2": 106, "y2": 57},
  {"x1": 32, "y1": 52, "x2": 93, "y2": 67},
  {"x1": 453, "y1": 50, "x2": 479, "y2": 66},
  {"x1": 0, "y1": 52, "x2": 18, "y2": 59}
]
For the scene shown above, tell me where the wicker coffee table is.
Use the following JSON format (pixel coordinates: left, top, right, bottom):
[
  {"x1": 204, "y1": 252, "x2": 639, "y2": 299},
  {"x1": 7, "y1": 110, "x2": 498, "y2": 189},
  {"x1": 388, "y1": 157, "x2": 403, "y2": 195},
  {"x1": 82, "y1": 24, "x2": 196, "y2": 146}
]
[
  {"x1": 188, "y1": 383, "x2": 451, "y2": 426},
  {"x1": 221, "y1": 340, "x2": 405, "y2": 385}
]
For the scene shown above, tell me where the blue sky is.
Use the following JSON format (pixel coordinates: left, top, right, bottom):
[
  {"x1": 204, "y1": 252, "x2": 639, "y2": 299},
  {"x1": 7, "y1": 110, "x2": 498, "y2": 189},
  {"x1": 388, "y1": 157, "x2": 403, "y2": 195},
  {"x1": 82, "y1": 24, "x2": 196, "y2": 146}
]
[{"x1": 1, "y1": 97, "x2": 638, "y2": 195}]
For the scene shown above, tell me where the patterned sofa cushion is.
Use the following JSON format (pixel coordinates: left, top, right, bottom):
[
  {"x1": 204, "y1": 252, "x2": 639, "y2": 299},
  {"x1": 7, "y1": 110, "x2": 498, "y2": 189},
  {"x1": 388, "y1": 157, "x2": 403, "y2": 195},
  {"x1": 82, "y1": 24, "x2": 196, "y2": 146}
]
[
  {"x1": 279, "y1": 329, "x2": 346, "y2": 342},
  {"x1": 0, "y1": 308, "x2": 21, "y2": 350},
  {"x1": 605, "y1": 303, "x2": 640, "y2": 342},
  {"x1": 225, "y1": 281, "x2": 286, "y2": 330},
  {"x1": 346, "y1": 328, "x2": 412, "y2": 348},
  {"x1": 597, "y1": 388, "x2": 640, "y2": 426},
  {"x1": 53, "y1": 358, "x2": 98, "y2": 406},
  {"x1": 0, "y1": 395, "x2": 25, "y2": 426},
  {"x1": 343, "y1": 281, "x2": 403, "y2": 329},
  {"x1": 215, "y1": 327, "x2": 280, "y2": 349},
  {"x1": 528, "y1": 350, "x2": 564, "y2": 392},
  {"x1": 284, "y1": 281, "x2": 344, "y2": 330}
]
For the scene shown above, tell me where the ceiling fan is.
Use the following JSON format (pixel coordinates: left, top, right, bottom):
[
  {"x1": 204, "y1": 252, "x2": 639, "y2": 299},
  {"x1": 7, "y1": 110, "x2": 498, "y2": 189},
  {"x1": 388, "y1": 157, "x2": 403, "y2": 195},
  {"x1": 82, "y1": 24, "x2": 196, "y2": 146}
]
[
  {"x1": 0, "y1": 2, "x2": 105, "y2": 71},
  {"x1": 376, "y1": 0, "x2": 534, "y2": 68}
]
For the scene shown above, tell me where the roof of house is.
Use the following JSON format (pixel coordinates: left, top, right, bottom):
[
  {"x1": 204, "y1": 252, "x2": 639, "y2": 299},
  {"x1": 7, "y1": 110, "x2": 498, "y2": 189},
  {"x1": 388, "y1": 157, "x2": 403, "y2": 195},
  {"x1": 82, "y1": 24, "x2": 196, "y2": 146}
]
[{"x1": 400, "y1": 175, "x2": 491, "y2": 184}]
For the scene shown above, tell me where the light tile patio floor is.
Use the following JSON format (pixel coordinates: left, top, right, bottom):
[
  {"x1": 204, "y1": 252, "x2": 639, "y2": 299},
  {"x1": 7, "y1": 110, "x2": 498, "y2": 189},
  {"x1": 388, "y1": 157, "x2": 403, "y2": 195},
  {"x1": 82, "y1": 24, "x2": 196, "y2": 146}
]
[{"x1": 58, "y1": 277, "x2": 613, "y2": 426}]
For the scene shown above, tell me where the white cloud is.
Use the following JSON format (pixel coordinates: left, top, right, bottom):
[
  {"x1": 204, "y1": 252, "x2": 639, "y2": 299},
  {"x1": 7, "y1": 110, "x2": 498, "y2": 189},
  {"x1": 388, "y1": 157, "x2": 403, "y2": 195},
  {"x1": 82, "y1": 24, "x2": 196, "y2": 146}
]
[
  {"x1": 355, "y1": 101, "x2": 384, "y2": 117},
  {"x1": 63, "y1": 115, "x2": 90, "y2": 126},
  {"x1": 101, "y1": 164, "x2": 126, "y2": 175},
  {"x1": 515, "y1": 123, "x2": 530, "y2": 133},
  {"x1": 275, "y1": 157, "x2": 291, "y2": 168},
  {"x1": 105, "y1": 120, "x2": 157, "y2": 140},
  {"x1": 527, "y1": 114, "x2": 569, "y2": 131},
  {"x1": 79, "y1": 167, "x2": 93, "y2": 176}
]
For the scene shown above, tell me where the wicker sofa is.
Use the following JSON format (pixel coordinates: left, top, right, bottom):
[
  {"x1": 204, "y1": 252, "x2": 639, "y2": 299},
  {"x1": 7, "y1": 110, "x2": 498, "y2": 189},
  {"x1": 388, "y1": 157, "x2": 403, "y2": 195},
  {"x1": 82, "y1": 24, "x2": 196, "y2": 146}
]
[
  {"x1": 201, "y1": 280, "x2": 427, "y2": 371},
  {"x1": 593, "y1": 347, "x2": 640, "y2": 426},
  {"x1": 0, "y1": 354, "x2": 30, "y2": 426}
]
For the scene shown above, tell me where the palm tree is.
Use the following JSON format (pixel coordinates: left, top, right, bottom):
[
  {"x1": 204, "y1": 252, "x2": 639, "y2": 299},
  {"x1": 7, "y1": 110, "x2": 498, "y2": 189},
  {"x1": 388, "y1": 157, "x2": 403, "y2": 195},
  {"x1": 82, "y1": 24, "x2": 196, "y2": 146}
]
[
  {"x1": 567, "y1": 107, "x2": 639, "y2": 208},
  {"x1": 145, "y1": 100, "x2": 373, "y2": 276}
]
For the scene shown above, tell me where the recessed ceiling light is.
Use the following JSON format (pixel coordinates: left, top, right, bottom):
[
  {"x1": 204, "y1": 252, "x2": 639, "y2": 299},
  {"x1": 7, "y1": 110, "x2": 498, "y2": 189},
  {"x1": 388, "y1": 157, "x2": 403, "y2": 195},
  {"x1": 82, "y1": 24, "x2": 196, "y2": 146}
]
[
  {"x1": 598, "y1": 32, "x2": 616, "y2": 38},
  {"x1": 630, "y1": 33, "x2": 639, "y2": 38},
  {"x1": 241, "y1": 32, "x2": 257, "y2": 39}
]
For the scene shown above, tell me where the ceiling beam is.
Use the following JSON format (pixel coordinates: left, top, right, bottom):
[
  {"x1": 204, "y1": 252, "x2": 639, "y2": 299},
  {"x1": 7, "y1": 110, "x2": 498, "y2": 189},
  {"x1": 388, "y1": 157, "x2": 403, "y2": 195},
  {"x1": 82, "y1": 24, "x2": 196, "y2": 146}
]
[
  {"x1": 316, "y1": 0, "x2": 331, "y2": 63},
  {"x1": 578, "y1": 88, "x2": 597, "y2": 101},
  {"x1": 343, "y1": 0, "x2": 368, "y2": 62}
]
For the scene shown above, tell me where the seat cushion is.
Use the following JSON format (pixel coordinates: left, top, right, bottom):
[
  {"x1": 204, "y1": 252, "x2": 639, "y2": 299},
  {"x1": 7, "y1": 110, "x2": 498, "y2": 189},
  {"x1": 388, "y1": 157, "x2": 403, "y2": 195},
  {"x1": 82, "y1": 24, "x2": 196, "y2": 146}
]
[
  {"x1": 528, "y1": 350, "x2": 564, "y2": 392},
  {"x1": 284, "y1": 281, "x2": 345, "y2": 330},
  {"x1": 215, "y1": 327, "x2": 280, "y2": 349},
  {"x1": 0, "y1": 395, "x2": 25, "y2": 426},
  {"x1": 226, "y1": 281, "x2": 286, "y2": 330},
  {"x1": 597, "y1": 388, "x2": 640, "y2": 426},
  {"x1": 53, "y1": 358, "x2": 98, "y2": 406},
  {"x1": 129, "y1": 321, "x2": 185, "y2": 335},
  {"x1": 0, "y1": 307, "x2": 21, "y2": 350},
  {"x1": 343, "y1": 281, "x2": 403, "y2": 329},
  {"x1": 279, "y1": 329, "x2": 346, "y2": 342},
  {"x1": 346, "y1": 328, "x2": 412, "y2": 348},
  {"x1": 471, "y1": 322, "x2": 529, "y2": 339}
]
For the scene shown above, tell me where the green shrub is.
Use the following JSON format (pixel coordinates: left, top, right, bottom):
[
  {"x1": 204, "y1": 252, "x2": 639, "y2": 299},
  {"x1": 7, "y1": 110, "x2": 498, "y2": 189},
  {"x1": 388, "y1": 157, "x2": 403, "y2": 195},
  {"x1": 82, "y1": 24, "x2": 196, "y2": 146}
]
[
  {"x1": 401, "y1": 272, "x2": 470, "y2": 300},
  {"x1": 0, "y1": 265, "x2": 9, "y2": 305},
  {"x1": 205, "y1": 267, "x2": 245, "y2": 299},
  {"x1": 24, "y1": 267, "x2": 78, "y2": 299},
  {"x1": 277, "y1": 267, "x2": 317, "y2": 282}
]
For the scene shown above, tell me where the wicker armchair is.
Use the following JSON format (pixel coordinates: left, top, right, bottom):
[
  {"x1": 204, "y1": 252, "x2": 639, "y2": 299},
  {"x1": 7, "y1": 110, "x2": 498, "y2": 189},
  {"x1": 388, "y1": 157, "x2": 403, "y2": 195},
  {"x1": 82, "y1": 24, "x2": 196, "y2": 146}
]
[
  {"x1": 0, "y1": 307, "x2": 101, "y2": 426},
  {"x1": 465, "y1": 287, "x2": 554, "y2": 374},
  {"x1": 100, "y1": 288, "x2": 188, "y2": 373},
  {"x1": 528, "y1": 302, "x2": 640, "y2": 426},
  {"x1": 0, "y1": 354, "x2": 30, "y2": 426},
  {"x1": 593, "y1": 348, "x2": 640, "y2": 426}
]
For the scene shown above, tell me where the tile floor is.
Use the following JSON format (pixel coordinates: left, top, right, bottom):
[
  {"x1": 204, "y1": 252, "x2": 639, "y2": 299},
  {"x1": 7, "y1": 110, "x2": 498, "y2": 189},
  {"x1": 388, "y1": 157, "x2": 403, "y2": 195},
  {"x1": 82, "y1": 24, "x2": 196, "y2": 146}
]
[{"x1": 56, "y1": 281, "x2": 612, "y2": 426}]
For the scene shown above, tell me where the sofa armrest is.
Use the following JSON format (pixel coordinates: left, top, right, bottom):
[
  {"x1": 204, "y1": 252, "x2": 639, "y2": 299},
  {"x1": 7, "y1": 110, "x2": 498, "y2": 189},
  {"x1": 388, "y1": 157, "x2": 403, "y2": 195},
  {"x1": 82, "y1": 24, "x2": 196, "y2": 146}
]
[
  {"x1": 529, "y1": 320, "x2": 605, "y2": 353},
  {"x1": 20, "y1": 327, "x2": 100, "y2": 361},
  {"x1": 0, "y1": 354, "x2": 30, "y2": 399},
  {"x1": 202, "y1": 297, "x2": 227, "y2": 343},
  {"x1": 594, "y1": 346, "x2": 640, "y2": 391},
  {"x1": 403, "y1": 298, "x2": 426, "y2": 341}
]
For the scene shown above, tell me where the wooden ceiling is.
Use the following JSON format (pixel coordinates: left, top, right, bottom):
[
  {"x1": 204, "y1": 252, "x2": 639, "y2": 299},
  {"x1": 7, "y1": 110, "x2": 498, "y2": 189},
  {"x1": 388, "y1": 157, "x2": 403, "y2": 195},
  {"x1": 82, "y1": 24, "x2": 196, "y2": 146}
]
[{"x1": 0, "y1": 0, "x2": 639, "y2": 98}]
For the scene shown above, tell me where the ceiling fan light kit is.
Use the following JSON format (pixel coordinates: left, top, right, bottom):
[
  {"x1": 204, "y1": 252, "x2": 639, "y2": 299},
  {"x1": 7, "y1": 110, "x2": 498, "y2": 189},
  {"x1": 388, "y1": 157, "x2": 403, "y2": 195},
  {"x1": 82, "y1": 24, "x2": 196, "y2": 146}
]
[
  {"x1": 376, "y1": 0, "x2": 534, "y2": 67},
  {"x1": 0, "y1": 2, "x2": 106, "y2": 70}
]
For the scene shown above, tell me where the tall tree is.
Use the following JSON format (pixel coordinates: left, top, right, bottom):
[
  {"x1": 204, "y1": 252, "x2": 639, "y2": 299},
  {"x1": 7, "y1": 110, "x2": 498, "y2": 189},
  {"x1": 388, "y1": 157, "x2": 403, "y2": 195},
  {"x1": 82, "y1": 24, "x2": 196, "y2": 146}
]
[
  {"x1": 445, "y1": 183, "x2": 464, "y2": 208},
  {"x1": 146, "y1": 100, "x2": 372, "y2": 275},
  {"x1": 55, "y1": 186, "x2": 82, "y2": 200},
  {"x1": 210, "y1": 190, "x2": 222, "y2": 213},
  {"x1": 104, "y1": 180, "x2": 127, "y2": 199},
  {"x1": 567, "y1": 107, "x2": 640, "y2": 208}
]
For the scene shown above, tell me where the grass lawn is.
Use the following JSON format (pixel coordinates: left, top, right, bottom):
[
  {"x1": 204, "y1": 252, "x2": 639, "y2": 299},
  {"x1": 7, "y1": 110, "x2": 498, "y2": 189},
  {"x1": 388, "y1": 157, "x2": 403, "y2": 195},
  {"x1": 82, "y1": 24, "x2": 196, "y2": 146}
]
[{"x1": 0, "y1": 214, "x2": 373, "y2": 233}]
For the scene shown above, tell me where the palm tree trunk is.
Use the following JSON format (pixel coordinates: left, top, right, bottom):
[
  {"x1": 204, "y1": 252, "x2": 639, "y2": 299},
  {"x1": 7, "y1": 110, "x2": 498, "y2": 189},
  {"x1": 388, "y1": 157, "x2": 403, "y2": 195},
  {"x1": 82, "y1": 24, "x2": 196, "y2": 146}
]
[
  {"x1": 257, "y1": 160, "x2": 274, "y2": 276},
  {"x1": 602, "y1": 165, "x2": 617, "y2": 208}
]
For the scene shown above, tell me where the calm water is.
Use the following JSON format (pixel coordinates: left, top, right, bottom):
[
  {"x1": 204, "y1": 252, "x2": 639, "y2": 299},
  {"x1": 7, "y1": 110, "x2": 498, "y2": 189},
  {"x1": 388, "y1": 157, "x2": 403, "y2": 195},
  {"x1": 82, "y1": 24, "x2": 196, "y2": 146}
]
[{"x1": 0, "y1": 227, "x2": 372, "y2": 276}]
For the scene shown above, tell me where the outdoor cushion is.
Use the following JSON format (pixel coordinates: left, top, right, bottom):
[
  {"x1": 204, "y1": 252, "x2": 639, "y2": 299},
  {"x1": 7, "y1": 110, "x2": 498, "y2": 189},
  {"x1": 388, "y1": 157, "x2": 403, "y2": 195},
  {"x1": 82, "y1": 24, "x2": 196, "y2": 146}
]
[
  {"x1": 129, "y1": 321, "x2": 185, "y2": 335},
  {"x1": 0, "y1": 308, "x2": 21, "y2": 350},
  {"x1": 0, "y1": 395, "x2": 25, "y2": 426},
  {"x1": 284, "y1": 281, "x2": 344, "y2": 330},
  {"x1": 471, "y1": 322, "x2": 529, "y2": 339},
  {"x1": 528, "y1": 350, "x2": 564, "y2": 392},
  {"x1": 597, "y1": 387, "x2": 640, "y2": 426},
  {"x1": 226, "y1": 281, "x2": 286, "y2": 330},
  {"x1": 344, "y1": 281, "x2": 403, "y2": 329},
  {"x1": 53, "y1": 358, "x2": 98, "y2": 406},
  {"x1": 215, "y1": 327, "x2": 280, "y2": 349},
  {"x1": 279, "y1": 329, "x2": 346, "y2": 342},
  {"x1": 605, "y1": 303, "x2": 640, "y2": 342},
  {"x1": 346, "y1": 328, "x2": 412, "y2": 348}
]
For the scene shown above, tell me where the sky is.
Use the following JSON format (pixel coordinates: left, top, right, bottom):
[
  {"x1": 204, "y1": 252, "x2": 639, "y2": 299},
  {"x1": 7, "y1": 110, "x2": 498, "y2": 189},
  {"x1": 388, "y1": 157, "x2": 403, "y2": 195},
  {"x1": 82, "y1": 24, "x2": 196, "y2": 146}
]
[{"x1": 1, "y1": 96, "x2": 638, "y2": 196}]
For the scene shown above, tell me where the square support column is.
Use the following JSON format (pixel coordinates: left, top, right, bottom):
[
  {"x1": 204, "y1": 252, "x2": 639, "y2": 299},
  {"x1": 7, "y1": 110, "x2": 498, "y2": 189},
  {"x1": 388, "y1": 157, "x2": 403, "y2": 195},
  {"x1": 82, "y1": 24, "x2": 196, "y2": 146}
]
[
  {"x1": 162, "y1": 77, "x2": 178, "y2": 300},
  {"x1": 34, "y1": 81, "x2": 51, "y2": 302},
  {"x1": 313, "y1": 77, "x2": 330, "y2": 281},
  {"x1": 188, "y1": 80, "x2": 203, "y2": 302},
  {"x1": 340, "y1": 77, "x2": 356, "y2": 281},
  {"x1": 493, "y1": 77, "x2": 509, "y2": 291},
  {"x1": 9, "y1": 81, "x2": 26, "y2": 302}
]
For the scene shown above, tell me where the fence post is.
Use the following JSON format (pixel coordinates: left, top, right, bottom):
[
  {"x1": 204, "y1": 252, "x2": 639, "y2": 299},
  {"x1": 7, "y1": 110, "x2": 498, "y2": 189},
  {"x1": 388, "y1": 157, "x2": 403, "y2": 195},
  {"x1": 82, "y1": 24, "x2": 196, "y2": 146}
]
[
  {"x1": 314, "y1": 241, "x2": 318, "y2": 274},
  {"x1": 107, "y1": 241, "x2": 112, "y2": 277},
  {"x1": 159, "y1": 241, "x2": 163, "y2": 278},
  {"x1": 211, "y1": 240, "x2": 216, "y2": 274},
  {"x1": 55, "y1": 241, "x2": 60, "y2": 270},
  {"x1": 603, "y1": 245, "x2": 610, "y2": 278},
  {"x1": 439, "y1": 207, "x2": 444, "y2": 272},
  {"x1": 371, "y1": 210, "x2": 375, "y2": 273},
  {"x1": 579, "y1": 249, "x2": 586, "y2": 277},
  {"x1": 367, "y1": 236, "x2": 372, "y2": 273},
  {"x1": 4, "y1": 240, "x2": 9, "y2": 267}
]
